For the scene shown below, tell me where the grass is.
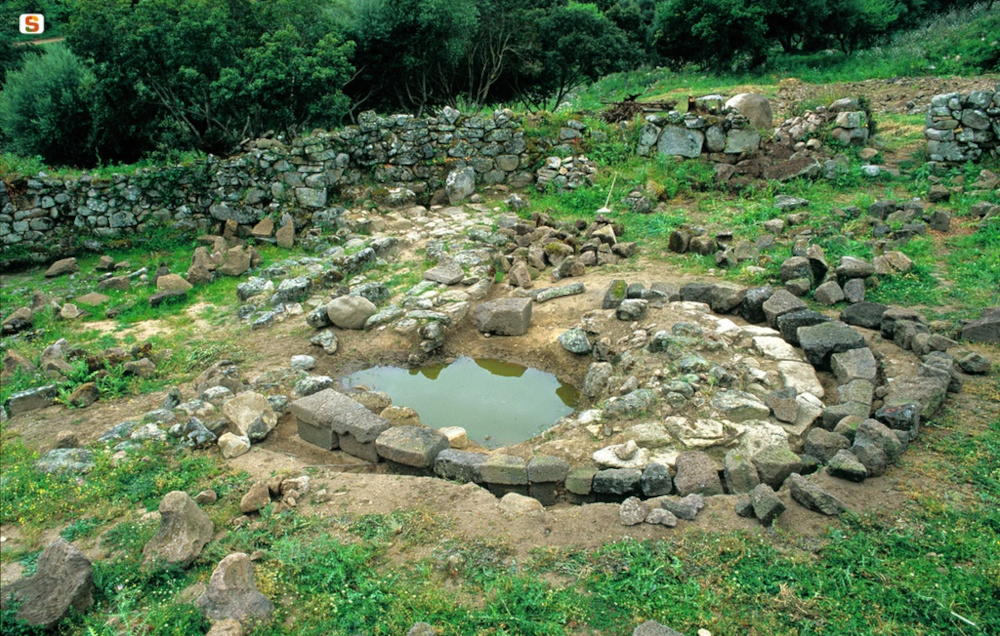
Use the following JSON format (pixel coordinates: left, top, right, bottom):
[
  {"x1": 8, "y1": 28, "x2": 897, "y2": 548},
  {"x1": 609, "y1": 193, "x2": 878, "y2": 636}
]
[{"x1": 5, "y1": 406, "x2": 996, "y2": 635}]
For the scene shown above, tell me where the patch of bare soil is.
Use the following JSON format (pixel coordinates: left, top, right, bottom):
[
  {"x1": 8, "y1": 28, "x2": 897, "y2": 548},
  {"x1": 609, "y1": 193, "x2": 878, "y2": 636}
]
[{"x1": 773, "y1": 75, "x2": 1000, "y2": 116}]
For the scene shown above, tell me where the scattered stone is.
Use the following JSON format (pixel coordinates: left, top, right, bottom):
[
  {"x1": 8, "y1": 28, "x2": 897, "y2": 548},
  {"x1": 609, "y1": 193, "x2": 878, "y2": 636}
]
[
  {"x1": 558, "y1": 327, "x2": 591, "y2": 354},
  {"x1": 620, "y1": 496, "x2": 650, "y2": 526},
  {"x1": 750, "y1": 483, "x2": 785, "y2": 526},
  {"x1": 438, "y1": 426, "x2": 469, "y2": 449},
  {"x1": 843, "y1": 278, "x2": 865, "y2": 303},
  {"x1": 813, "y1": 280, "x2": 844, "y2": 305},
  {"x1": 294, "y1": 375, "x2": 334, "y2": 397},
  {"x1": 196, "y1": 553, "x2": 274, "y2": 624},
  {"x1": 222, "y1": 392, "x2": 277, "y2": 442},
  {"x1": 275, "y1": 223, "x2": 295, "y2": 248},
  {"x1": 497, "y1": 493, "x2": 544, "y2": 519},
  {"x1": 0, "y1": 538, "x2": 94, "y2": 628},
  {"x1": 661, "y1": 493, "x2": 706, "y2": 521},
  {"x1": 804, "y1": 428, "x2": 851, "y2": 463},
  {"x1": 44, "y1": 257, "x2": 79, "y2": 278},
  {"x1": 143, "y1": 491, "x2": 214, "y2": 567},
  {"x1": 290, "y1": 355, "x2": 316, "y2": 371},
  {"x1": 762, "y1": 289, "x2": 807, "y2": 327},
  {"x1": 593, "y1": 440, "x2": 650, "y2": 469},
  {"x1": 826, "y1": 449, "x2": 868, "y2": 482},
  {"x1": 961, "y1": 307, "x2": 1000, "y2": 344},
  {"x1": 788, "y1": 473, "x2": 847, "y2": 516},
  {"x1": 68, "y1": 382, "x2": 100, "y2": 408},
  {"x1": 7, "y1": 385, "x2": 58, "y2": 415},
  {"x1": 616, "y1": 298, "x2": 648, "y2": 321},
  {"x1": 424, "y1": 261, "x2": 465, "y2": 286},
  {"x1": 632, "y1": 619, "x2": 684, "y2": 636},
  {"x1": 156, "y1": 273, "x2": 193, "y2": 293},
  {"x1": 644, "y1": 508, "x2": 678, "y2": 527},
  {"x1": 239, "y1": 481, "x2": 271, "y2": 514},
  {"x1": 957, "y1": 352, "x2": 991, "y2": 375},
  {"x1": 35, "y1": 448, "x2": 95, "y2": 474}
]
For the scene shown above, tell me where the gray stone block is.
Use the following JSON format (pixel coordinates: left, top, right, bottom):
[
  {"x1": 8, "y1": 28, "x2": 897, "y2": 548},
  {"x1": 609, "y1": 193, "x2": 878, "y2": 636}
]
[
  {"x1": 296, "y1": 418, "x2": 339, "y2": 450},
  {"x1": 527, "y1": 455, "x2": 570, "y2": 483},
  {"x1": 375, "y1": 426, "x2": 449, "y2": 468},
  {"x1": 434, "y1": 449, "x2": 488, "y2": 483},
  {"x1": 480, "y1": 454, "x2": 528, "y2": 485}
]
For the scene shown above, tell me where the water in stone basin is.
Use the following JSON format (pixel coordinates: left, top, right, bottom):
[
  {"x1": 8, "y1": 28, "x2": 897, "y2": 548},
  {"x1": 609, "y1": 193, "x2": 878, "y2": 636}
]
[{"x1": 343, "y1": 356, "x2": 579, "y2": 449}]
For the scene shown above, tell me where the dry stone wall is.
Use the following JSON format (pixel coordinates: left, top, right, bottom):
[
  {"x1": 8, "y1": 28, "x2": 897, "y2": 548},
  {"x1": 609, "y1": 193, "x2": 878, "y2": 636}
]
[
  {"x1": 925, "y1": 87, "x2": 1000, "y2": 162},
  {"x1": 1, "y1": 107, "x2": 534, "y2": 264}
]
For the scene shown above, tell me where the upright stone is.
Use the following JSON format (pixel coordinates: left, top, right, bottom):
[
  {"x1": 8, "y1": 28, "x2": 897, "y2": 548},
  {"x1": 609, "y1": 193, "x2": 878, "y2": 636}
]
[
  {"x1": 0, "y1": 538, "x2": 94, "y2": 628},
  {"x1": 143, "y1": 491, "x2": 214, "y2": 567}
]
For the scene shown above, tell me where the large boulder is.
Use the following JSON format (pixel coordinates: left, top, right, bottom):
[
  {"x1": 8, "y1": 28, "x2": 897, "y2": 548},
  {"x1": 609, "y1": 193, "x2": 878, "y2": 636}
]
[
  {"x1": 143, "y1": 491, "x2": 214, "y2": 567},
  {"x1": 961, "y1": 307, "x2": 1000, "y2": 343},
  {"x1": 445, "y1": 167, "x2": 476, "y2": 204},
  {"x1": 474, "y1": 297, "x2": 532, "y2": 336},
  {"x1": 196, "y1": 553, "x2": 274, "y2": 624},
  {"x1": 725, "y1": 93, "x2": 773, "y2": 131},
  {"x1": 326, "y1": 295, "x2": 377, "y2": 330},
  {"x1": 222, "y1": 392, "x2": 277, "y2": 442},
  {"x1": 0, "y1": 538, "x2": 94, "y2": 628},
  {"x1": 797, "y1": 322, "x2": 867, "y2": 369}
]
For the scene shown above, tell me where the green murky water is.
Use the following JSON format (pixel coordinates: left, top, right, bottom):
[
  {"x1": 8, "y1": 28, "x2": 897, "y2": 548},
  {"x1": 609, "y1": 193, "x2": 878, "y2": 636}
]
[{"x1": 343, "y1": 357, "x2": 579, "y2": 449}]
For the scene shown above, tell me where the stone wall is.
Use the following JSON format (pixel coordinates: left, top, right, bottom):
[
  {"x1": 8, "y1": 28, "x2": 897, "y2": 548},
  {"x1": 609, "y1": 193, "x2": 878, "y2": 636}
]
[
  {"x1": 1, "y1": 107, "x2": 534, "y2": 264},
  {"x1": 925, "y1": 87, "x2": 1000, "y2": 162}
]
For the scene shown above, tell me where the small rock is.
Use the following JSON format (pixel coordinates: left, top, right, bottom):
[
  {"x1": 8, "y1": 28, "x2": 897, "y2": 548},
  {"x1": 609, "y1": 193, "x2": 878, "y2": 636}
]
[
  {"x1": 750, "y1": 483, "x2": 786, "y2": 526},
  {"x1": 498, "y1": 493, "x2": 543, "y2": 519},
  {"x1": 239, "y1": 481, "x2": 271, "y2": 514},
  {"x1": 826, "y1": 449, "x2": 868, "y2": 482},
  {"x1": 217, "y1": 431, "x2": 250, "y2": 459},
  {"x1": 660, "y1": 493, "x2": 705, "y2": 521},
  {"x1": 620, "y1": 496, "x2": 650, "y2": 526}
]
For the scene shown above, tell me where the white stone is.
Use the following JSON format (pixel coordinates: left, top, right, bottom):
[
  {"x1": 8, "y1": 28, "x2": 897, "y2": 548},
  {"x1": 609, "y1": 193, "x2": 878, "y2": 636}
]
[
  {"x1": 221, "y1": 392, "x2": 278, "y2": 441},
  {"x1": 437, "y1": 426, "x2": 468, "y2": 449},
  {"x1": 218, "y1": 432, "x2": 251, "y2": 458},
  {"x1": 498, "y1": 493, "x2": 543, "y2": 519},
  {"x1": 741, "y1": 325, "x2": 780, "y2": 337},
  {"x1": 663, "y1": 416, "x2": 732, "y2": 449},
  {"x1": 753, "y1": 336, "x2": 805, "y2": 362},
  {"x1": 777, "y1": 361, "x2": 825, "y2": 398},
  {"x1": 732, "y1": 420, "x2": 788, "y2": 458},
  {"x1": 290, "y1": 355, "x2": 316, "y2": 371},
  {"x1": 593, "y1": 442, "x2": 651, "y2": 469},
  {"x1": 714, "y1": 319, "x2": 741, "y2": 335}
]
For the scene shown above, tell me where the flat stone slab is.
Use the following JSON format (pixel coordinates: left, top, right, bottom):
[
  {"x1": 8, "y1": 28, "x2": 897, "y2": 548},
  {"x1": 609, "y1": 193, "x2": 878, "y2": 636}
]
[
  {"x1": 798, "y1": 321, "x2": 867, "y2": 369},
  {"x1": 423, "y1": 262, "x2": 465, "y2": 285},
  {"x1": 289, "y1": 389, "x2": 390, "y2": 443},
  {"x1": 434, "y1": 449, "x2": 488, "y2": 483},
  {"x1": 375, "y1": 426, "x2": 449, "y2": 468},
  {"x1": 752, "y1": 336, "x2": 805, "y2": 362},
  {"x1": 777, "y1": 361, "x2": 825, "y2": 398},
  {"x1": 480, "y1": 453, "x2": 528, "y2": 485},
  {"x1": 830, "y1": 347, "x2": 877, "y2": 383}
]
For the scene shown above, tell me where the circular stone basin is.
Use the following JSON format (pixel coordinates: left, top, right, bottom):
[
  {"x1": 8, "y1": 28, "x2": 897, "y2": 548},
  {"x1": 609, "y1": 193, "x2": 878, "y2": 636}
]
[{"x1": 343, "y1": 356, "x2": 579, "y2": 449}]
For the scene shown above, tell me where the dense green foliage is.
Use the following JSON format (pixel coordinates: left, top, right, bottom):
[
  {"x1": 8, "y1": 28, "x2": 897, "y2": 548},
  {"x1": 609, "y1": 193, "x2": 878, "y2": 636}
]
[
  {"x1": 0, "y1": 45, "x2": 96, "y2": 166},
  {"x1": 0, "y1": 0, "x2": 996, "y2": 166}
]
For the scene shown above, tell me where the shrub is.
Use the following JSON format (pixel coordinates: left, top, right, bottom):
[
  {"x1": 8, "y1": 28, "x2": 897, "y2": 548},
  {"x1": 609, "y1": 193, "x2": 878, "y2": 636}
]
[{"x1": 0, "y1": 44, "x2": 97, "y2": 167}]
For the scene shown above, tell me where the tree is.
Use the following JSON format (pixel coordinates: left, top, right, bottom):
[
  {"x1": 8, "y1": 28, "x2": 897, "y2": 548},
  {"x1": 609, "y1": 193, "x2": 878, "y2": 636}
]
[
  {"x1": 214, "y1": 26, "x2": 355, "y2": 138},
  {"x1": 342, "y1": 0, "x2": 479, "y2": 114},
  {"x1": 0, "y1": 44, "x2": 96, "y2": 166},
  {"x1": 63, "y1": 0, "x2": 356, "y2": 159},
  {"x1": 652, "y1": 0, "x2": 773, "y2": 70},
  {"x1": 822, "y1": 0, "x2": 902, "y2": 54},
  {"x1": 514, "y1": 2, "x2": 630, "y2": 111}
]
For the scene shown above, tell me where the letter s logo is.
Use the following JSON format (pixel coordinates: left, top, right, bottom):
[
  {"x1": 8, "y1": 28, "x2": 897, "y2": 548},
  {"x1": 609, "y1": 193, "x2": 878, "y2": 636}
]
[{"x1": 19, "y1": 14, "x2": 46, "y2": 35}]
